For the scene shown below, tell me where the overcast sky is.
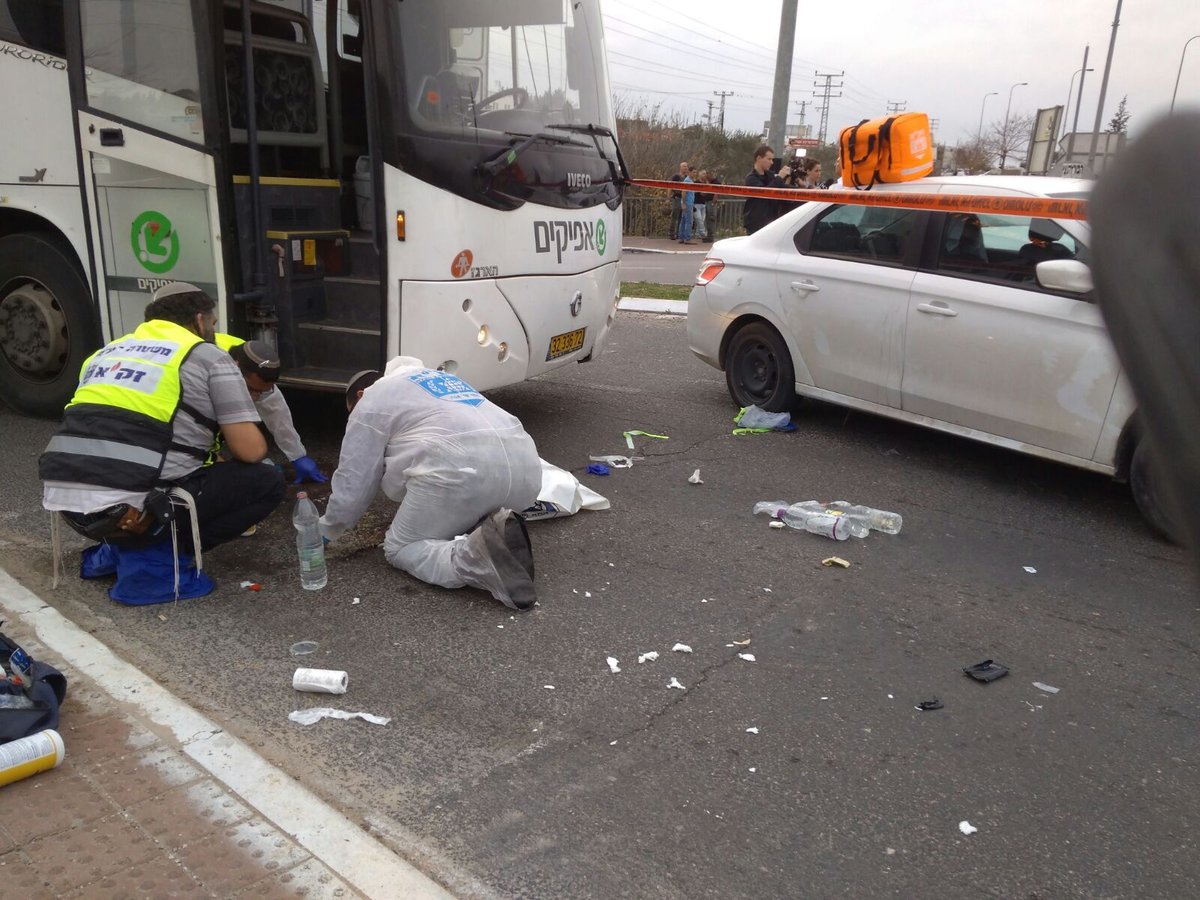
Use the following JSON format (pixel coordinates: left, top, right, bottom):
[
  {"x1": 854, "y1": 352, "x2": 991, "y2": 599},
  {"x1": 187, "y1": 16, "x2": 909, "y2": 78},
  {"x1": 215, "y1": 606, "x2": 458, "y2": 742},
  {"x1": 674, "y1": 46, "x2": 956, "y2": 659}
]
[{"x1": 602, "y1": 0, "x2": 1200, "y2": 145}]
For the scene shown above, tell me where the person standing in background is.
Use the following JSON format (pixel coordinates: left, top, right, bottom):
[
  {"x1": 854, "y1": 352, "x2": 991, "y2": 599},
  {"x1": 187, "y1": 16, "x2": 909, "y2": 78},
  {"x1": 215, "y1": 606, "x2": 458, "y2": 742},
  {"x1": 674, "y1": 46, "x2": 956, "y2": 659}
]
[
  {"x1": 668, "y1": 161, "x2": 689, "y2": 239},
  {"x1": 743, "y1": 145, "x2": 792, "y2": 235},
  {"x1": 693, "y1": 169, "x2": 713, "y2": 242}
]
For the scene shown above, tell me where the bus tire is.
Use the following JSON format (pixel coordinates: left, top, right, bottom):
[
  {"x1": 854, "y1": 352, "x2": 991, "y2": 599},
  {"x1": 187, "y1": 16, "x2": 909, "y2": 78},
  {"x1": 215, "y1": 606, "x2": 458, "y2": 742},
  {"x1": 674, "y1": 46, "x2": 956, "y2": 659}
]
[{"x1": 0, "y1": 233, "x2": 97, "y2": 418}]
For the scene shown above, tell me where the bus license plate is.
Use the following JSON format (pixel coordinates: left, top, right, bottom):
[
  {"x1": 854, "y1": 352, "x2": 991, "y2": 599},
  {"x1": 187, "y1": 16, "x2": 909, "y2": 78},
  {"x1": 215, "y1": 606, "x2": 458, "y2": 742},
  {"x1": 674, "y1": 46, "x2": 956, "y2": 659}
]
[{"x1": 546, "y1": 327, "x2": 586, "y2": 361}]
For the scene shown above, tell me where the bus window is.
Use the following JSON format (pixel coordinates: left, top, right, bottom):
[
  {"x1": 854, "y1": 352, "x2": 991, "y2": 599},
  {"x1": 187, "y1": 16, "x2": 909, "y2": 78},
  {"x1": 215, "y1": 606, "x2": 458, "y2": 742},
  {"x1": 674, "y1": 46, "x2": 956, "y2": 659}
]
[
  {"x1": 80, "y1": 0, "x2": 204, "y2": 142},
  {"x1": 0, "y1": 0, "x2": 65, "y2": 56}
]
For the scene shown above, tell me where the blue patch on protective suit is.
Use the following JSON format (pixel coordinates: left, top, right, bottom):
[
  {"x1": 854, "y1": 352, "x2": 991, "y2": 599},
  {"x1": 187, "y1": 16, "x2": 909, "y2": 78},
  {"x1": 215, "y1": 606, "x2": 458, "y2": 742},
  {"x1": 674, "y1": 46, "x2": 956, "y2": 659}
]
[{"x1": 407, "y1": 372, "x2": 484, "y2": 406}]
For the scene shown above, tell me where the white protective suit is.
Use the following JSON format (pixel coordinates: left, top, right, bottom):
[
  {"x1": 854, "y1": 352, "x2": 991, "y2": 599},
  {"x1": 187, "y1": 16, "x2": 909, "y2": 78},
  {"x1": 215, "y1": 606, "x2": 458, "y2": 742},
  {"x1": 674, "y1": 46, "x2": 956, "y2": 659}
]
[
  {"x1": 319, "y1": 357, "x2": 541, "y2": 605},
  {"x1": 254, "y1": 388, "x2": 306, "y2": 460}
]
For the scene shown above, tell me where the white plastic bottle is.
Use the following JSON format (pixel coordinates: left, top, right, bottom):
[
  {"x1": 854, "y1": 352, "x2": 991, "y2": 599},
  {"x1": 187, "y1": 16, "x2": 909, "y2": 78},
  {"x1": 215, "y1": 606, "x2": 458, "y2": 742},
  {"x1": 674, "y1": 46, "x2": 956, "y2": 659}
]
[{"x1": 292, "y1": 492, "x2": 327, "y2": 590}]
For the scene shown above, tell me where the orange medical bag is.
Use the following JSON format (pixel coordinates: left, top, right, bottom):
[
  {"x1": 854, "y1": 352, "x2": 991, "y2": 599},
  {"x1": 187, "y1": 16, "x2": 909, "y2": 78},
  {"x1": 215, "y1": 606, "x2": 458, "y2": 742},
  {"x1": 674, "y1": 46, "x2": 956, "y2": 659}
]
[{"x1": 839, "y1": 112, "x2": 934, "y2": 188}]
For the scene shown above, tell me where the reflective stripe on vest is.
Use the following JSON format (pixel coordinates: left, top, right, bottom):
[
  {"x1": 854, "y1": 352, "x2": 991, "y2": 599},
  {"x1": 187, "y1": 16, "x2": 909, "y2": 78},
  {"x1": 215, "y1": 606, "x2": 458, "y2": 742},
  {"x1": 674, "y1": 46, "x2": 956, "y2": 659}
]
[{"x1": 38, "y1": 320, "x2": 209, "y2": 491}]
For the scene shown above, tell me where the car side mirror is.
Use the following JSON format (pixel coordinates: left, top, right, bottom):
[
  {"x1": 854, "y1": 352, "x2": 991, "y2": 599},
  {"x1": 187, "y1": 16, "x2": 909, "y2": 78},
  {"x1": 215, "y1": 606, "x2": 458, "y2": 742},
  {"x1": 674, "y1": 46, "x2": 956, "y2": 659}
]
[{"x1": 1036, "y1": 259, "x2": 1093, "y2": 294}]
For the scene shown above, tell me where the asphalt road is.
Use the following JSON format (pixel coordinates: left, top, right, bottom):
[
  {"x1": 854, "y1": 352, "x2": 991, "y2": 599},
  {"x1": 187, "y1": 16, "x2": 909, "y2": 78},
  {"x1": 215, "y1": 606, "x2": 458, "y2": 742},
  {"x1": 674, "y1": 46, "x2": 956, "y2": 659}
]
[
  {"x1": 621, "y1": 247, "x2": 706, "y2": 285},
  {"x1": 2, "y1": 313, "x2": 1197, "y2": 899}
]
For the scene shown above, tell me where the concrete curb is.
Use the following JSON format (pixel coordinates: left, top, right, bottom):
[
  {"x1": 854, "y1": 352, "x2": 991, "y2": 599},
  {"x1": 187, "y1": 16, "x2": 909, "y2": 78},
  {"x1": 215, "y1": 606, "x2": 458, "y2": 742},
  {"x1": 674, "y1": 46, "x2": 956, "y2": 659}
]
[
  {"x1": 618, "y1": 298, "x2": 689, "y2": 315},
  {"x1": 0, "y1": 565, "x2": 454, "y2": 900}
]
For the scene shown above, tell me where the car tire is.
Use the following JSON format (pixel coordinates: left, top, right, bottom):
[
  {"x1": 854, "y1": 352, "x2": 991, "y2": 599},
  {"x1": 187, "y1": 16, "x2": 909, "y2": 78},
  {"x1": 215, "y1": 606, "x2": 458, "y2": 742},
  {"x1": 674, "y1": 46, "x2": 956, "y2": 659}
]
[
  {"x1": 1130, "y1": 439, "x2": 1180, "y2": 543},
  {"x1": 725, "y1": 321, "x2": 796, "y2": 412},
  {"x1": 0, "y1": 233, "x2": 97, "y2": 418}
]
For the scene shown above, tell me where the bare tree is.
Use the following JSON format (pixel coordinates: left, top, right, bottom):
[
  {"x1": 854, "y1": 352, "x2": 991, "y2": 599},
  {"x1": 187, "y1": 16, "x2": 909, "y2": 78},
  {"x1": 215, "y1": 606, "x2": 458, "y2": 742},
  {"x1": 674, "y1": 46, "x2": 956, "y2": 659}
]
[{"x1": 985, "y1": 112, "x2": 1035, "y2": 171}]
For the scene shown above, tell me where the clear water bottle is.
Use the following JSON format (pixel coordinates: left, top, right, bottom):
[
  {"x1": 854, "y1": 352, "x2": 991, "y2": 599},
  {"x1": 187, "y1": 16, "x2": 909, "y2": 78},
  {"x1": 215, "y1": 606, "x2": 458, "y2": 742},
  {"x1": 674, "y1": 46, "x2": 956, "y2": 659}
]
[
  {"x1": 292, "y1": 492, "x2": 327, "y2": 590},
  {"x1": 752, "y1": 501, "x2": 790, "y2": 518},
  {"x1": 825, "y1": 501, "x2": 903, "y2": 534},
  {"x1": 781, "y1": 508, "x2": 853, "y2": 540}
]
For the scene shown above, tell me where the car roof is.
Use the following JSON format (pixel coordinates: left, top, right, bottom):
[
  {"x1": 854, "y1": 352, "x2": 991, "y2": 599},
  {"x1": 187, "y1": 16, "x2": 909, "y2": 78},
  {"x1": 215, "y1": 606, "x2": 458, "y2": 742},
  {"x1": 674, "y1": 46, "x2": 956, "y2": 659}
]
[{"x1": 886, "y1": 175, "x2": 1093, "y2": 197}]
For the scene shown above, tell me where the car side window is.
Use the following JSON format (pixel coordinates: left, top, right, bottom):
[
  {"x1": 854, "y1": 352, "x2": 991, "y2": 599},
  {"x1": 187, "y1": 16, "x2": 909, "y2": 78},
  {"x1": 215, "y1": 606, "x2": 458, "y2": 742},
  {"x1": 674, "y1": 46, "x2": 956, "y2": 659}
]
[
  {"x1": 802, "y1": 203, "x2": 919, "y2": 265},
  {"x1": 936, "y1": 214, "x2": 1089, "y2": 290}
]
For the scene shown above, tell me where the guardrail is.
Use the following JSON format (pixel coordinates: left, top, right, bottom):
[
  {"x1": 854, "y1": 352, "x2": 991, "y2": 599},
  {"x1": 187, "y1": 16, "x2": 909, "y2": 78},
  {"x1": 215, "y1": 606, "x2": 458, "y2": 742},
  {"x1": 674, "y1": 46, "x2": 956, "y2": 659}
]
[{"x1": 622, "y1": 192, "x2": 746, "y2": 239}]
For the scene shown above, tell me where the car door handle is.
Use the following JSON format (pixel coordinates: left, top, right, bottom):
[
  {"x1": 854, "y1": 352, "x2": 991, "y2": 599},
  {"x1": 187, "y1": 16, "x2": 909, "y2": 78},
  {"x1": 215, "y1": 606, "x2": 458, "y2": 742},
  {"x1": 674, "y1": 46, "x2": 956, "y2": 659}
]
[
  {"x1": 916, "y1": 302, "x2": 957, "y2": 317},
  {"x1": 790, "y1": 280, "x2": 820, "y2": 294}
]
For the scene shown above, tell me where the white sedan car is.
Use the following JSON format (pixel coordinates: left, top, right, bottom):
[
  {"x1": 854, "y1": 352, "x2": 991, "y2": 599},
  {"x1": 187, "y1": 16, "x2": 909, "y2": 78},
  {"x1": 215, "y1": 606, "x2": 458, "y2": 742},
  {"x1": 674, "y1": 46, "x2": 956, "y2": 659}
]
[{"x1": 687, "y1": 176, "x2": 1173, "y2": 537}]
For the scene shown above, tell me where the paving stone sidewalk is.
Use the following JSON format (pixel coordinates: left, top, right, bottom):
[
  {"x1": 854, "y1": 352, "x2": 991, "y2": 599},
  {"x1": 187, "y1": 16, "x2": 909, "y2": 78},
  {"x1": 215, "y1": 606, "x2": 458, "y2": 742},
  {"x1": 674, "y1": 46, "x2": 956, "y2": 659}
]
[{"x1": 0, "y1": 623, "x2": 362, "y2": 899}]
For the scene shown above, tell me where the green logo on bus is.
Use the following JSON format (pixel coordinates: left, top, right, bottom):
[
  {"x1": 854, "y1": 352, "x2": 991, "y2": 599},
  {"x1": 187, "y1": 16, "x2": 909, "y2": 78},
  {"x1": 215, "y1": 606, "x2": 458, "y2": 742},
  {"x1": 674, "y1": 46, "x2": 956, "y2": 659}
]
[
  {"x1": 595, "y1": 219, "x2": 607, "y2": 256},
  {"x1": 131, "y1": 210, "x2": 180, "y2": 275}
]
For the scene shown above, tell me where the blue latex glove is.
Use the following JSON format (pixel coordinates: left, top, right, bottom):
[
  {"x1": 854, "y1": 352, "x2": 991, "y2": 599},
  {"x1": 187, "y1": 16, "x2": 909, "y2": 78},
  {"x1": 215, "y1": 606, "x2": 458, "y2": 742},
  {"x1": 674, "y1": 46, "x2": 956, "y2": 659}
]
[
  {"x1": 322, "y1": 536, "x2": 330, "y2": 547},
  {"x1": 291, "y1": 455, "x2": 328, "y2": 484}
]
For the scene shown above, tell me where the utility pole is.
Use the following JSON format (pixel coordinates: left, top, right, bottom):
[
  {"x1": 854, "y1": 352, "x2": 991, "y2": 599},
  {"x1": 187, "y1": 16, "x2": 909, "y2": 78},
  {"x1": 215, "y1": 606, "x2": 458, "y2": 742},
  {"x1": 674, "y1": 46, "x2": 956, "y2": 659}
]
[
  {"x1": 814, "y1": 71, "x2": 844, "y2": 144},
  {"x1": 793, "y1": 99, "x2": 810, "y2": 135},
  {"x1": 1068, "y1": 45, "x2": 1091, "y2": 164},
  {"x1": 1088, "y1": 0, "x2": 1123, "y2": 173},
  {"x1": 713, "y1": 90, "x2": 734, "y2": 133},
  {"x1": 887, "y1": 100, "x2": 907, "y2": 114},
  {"x1": 705, "y1": 100, "x2": 715, "y2": 129},
  {"x1": 768, "y1": 0, "x2": 798, "y2": 148}
]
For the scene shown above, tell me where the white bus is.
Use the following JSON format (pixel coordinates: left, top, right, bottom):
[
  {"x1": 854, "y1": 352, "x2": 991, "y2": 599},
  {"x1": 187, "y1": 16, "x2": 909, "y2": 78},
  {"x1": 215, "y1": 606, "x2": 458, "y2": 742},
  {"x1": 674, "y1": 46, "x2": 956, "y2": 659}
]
[{"x1": 0, "y1": 0, "x2": 625, "y2": 417}]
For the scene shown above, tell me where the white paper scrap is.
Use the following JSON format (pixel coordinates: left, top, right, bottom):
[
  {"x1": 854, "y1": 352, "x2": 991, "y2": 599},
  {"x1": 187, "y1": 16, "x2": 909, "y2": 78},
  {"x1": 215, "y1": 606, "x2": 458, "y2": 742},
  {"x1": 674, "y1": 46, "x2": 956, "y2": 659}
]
[
  {"x1": 672, "y1": 643, "x2": 693, "y2": 653},
  {"x1": 351, "y1": 597, "x2": 361, "y2": 605},
  {"x1": 1023, "y1": 566, "x2": 1037, "y2": 574},
  {"x1": 638, "y1": 651, "x2": 659, "y2": 664},
  {"x1": 544, "y1": 685, "x2": 556, "y2": 690},
  {"x1": 738, "y1": 653, "x2": 756, "y2": 662},
  {"x1": 1032, "y1": 682, "x2": 1060, "y2": 694},
  {"x1": 239, "y1": 581, "x2": 254, "y2": 588},
  {"x1": 749, "y1": 767, "x2": 757, "y2": 773},
  {"x1": 288, "y1": 708, "x2": 391, "y2": 727},
  {"x1": 769, "y1": 520, "x2": 786, "y2": 529},
  {"x1": 607, "y1": 656, "x2": 621, "y2": 674},
  {"x1": 959, "y1": 821, "x2": 978, "y2": 835},
  {"x1": 746, "y1": 727, "x2": 759, "y2": 734},
  {"x1": 668, "y1": 677, "x2": 686, "y2": 690},
  {"x1": 763, "y1": 587, "x2": 772, "y2": 593},
  {"x1": 688, "y1": 469, "x2": 703, "y2": 484},
  {"x1": 585, "y1": 591, "x2": 592, "y2": 598}
]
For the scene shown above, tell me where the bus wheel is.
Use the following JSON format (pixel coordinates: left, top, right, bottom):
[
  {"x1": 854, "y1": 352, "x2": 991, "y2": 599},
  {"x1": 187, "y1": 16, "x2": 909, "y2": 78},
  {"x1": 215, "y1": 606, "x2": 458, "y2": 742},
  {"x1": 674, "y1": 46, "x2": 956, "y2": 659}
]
[{"x1": 0, "y1": 234, "x2": 97, "y2": 418}]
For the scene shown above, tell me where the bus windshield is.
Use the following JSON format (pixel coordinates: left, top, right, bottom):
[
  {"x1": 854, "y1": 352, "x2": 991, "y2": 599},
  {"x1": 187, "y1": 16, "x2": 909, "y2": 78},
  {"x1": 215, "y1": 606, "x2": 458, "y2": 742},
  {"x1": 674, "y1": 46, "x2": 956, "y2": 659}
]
[{"x1": 384, "y1": 0, "x2": 619, "y2": 210}]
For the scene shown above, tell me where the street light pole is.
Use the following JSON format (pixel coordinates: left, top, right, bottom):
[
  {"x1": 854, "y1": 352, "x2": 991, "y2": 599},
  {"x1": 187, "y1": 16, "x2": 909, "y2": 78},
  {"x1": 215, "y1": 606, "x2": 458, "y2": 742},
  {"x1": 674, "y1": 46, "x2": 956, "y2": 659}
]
[
  {"x1": 1062, "y1": 64, "x2": 1094, "y2": 145},
  {"x1": 1001, "y1": 81, "x2": 1027, "y2": 170},
  {"x1": 977, "y1": 91, "x2": 997, "y2": 142},
  {"x1": 1087, "y1": 0, "x2": 1123, "y2": 173},
  {"x1": 1171, "y1": 34, "x2": 1200, "y2": 113}
]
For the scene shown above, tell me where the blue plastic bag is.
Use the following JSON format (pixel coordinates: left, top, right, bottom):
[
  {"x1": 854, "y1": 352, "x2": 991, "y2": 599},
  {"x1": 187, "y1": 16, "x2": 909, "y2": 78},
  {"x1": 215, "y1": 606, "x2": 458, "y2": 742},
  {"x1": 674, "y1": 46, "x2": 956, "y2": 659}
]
[{"x1": 107, "y1": 541, "x2": 215, "y2": 605}]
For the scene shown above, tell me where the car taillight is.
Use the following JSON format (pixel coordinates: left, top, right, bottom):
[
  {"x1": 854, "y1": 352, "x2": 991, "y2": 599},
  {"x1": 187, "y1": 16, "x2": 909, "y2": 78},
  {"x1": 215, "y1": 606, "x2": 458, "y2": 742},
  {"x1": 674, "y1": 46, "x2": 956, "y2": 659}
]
[{"x1": 695, "y1": 259, "x2": 725, "y2": 286}]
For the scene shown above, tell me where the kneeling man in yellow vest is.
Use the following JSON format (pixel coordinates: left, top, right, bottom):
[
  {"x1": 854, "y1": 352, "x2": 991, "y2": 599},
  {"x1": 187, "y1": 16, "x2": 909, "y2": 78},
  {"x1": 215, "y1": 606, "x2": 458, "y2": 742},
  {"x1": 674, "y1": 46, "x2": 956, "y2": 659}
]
[{"x1": 38, "y1": 283, "x2": 286, "y2": 603}]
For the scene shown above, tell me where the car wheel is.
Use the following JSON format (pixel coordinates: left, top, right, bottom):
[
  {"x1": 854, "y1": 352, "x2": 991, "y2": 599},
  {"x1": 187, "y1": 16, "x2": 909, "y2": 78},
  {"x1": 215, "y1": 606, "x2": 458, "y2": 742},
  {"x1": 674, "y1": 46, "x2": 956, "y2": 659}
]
[
  {"x1": 725, "y1": 321, "x2": 796, "y2": 412},
  {"x1": 0, "y1": 234, "x2": 97, "y2": 418},
  {"x1": 1130, "y1": 439, "x2": 1180, "y2": 543}
]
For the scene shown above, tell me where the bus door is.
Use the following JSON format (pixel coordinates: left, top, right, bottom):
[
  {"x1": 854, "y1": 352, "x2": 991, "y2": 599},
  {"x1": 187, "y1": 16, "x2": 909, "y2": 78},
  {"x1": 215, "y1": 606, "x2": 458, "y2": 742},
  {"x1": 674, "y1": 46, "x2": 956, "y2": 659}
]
[{"x1": 67, "y1": 0, "x2": 223, "y2": 338}]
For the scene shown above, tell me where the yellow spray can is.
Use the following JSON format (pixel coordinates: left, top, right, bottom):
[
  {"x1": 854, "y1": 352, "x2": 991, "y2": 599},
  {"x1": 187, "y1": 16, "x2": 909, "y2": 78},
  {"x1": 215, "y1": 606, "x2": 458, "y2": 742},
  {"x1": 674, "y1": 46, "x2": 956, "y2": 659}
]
[{"x1": 0, "y1": 729, "x2": 65, "y2": 788}]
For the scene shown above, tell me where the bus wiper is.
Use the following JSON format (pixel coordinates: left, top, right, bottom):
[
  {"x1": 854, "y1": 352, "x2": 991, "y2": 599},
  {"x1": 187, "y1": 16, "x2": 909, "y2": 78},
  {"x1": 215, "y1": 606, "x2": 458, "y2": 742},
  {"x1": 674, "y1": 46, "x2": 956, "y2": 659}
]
[
  {"x1": 479, "y1": 131, "x2": 590, "y2": 178},
  {"x1": 545, "y1": 123, "x2": 630, "y2": 185}
]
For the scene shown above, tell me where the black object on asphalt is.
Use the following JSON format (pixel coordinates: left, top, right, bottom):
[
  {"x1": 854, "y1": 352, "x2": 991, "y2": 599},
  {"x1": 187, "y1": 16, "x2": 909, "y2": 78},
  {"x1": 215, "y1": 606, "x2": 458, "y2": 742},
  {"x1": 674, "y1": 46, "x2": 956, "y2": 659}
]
[
  {"x1": 917, "y1": 697, "x2": 943, "y2": 711},
  {"x1": 962, "y1": 660, "x2": 1009, "y2": 683}
]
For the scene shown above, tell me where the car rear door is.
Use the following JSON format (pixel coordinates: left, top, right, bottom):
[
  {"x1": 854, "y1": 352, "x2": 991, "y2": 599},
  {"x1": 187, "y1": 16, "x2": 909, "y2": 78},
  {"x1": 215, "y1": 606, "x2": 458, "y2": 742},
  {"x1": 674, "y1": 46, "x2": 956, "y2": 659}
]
[
  {"x1": 901, "y1": 212, "x2": 1119, "y2": 459},
  {"x1": 774, "y1": 202, "x2": 925, "y2": 406}
]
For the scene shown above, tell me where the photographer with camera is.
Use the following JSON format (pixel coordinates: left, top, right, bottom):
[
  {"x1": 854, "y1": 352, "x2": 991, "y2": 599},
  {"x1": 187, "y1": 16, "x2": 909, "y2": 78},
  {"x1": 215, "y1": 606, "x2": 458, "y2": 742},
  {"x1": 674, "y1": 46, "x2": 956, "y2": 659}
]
[{"x1": 743, "y1": 145, "x2": 795, "y2": 235}]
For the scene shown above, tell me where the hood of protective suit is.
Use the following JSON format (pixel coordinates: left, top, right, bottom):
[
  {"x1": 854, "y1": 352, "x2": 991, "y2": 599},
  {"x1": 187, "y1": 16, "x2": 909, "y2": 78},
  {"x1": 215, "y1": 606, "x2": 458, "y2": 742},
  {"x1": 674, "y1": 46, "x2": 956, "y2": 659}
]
[{"x1": 384, "y1": 355, "x2": 427, "y2": 378}]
